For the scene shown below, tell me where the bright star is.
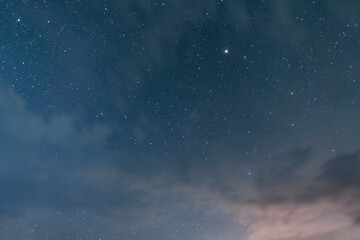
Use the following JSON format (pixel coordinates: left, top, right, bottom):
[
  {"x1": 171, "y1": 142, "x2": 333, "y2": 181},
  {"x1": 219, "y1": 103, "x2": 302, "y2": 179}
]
[{"x1": 224, "y1": 49, "x2": 229, "y2": 54}]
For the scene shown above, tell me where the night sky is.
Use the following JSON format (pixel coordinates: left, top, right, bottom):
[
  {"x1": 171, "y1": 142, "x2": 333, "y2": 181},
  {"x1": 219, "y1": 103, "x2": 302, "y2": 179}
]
[{"x1": 1, "y1": 1, "x2": 360, "y2": 239}]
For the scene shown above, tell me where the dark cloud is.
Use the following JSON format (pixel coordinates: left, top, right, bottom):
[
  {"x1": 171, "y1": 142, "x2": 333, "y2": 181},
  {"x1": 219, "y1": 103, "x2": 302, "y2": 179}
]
[
  {"x1": 318, "y1": 152, "x2": 360, "y2": 188},
  {"x1": 246, "y1": 149, "x2": 360, "y2": 207},
  {"x1": 354, "y1": 214, "x2": 360, "y2": 225},
  {"x1": 255, "y1": 147, "x2": 312, "y2": 186}
]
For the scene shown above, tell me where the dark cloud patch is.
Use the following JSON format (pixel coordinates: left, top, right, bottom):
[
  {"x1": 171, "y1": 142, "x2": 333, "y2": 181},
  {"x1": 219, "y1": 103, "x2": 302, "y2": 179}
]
[
  {"x1": 255, "y1": 147, "x2": 312, "y2": 186},
  {"x1": 163, "y1": 145, "x2": 360, "y2": 227},
  {"x1": 354, "y1": 214, "x2": 360, "y2": 225},
  {"x1": 248, "y1": 150, "x2": 360, "y2": 204},
  {"x1": 318, "y1": 152, "x2": 360, "y2": 188}
]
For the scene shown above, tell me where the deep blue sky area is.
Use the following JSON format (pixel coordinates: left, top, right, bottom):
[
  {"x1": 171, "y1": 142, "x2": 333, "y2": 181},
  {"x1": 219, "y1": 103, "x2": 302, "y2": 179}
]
[{"x1": 1, "y1": 1, "x2": 360, "y2": 240}]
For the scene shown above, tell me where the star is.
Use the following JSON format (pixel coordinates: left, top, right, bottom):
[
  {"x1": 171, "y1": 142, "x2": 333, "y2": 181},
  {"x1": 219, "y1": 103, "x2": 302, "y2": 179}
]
[{"x1": 224, "y1": 49, "x2": 229, "y2": 54}]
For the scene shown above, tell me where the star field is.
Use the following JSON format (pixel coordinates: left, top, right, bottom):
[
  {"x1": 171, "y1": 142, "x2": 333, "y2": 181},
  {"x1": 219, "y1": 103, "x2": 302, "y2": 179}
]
[{"x1": 1, "y1": 1, "x2": 360, "y2": 240}]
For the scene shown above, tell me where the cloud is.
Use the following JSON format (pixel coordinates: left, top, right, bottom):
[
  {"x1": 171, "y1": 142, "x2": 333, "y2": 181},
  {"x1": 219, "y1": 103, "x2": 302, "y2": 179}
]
[
  {"x1": 143, "y1": 147, "x2": 360, "y2": 240},
  {"x1": 0, "y1": 86, "x2": 109, "y2": 147},
  {"x1": 318, "y1": 152, "x2": 360, "y2": 188},
  {"x1": 0, "y1": 85, "x2": 114, "y2": 219},
  {"x1": 1, "y1": 84, "x2": 359, "y2": 239}
]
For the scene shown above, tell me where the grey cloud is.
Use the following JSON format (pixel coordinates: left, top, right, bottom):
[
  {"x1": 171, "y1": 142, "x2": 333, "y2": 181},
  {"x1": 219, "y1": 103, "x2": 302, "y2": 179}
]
[
  {"x1": 354, "y1": 214, "x2": 360, "y2": 225},
  {"x1": 238, "y1": 149, "x2": 360, "y2": 207},
  {"x1": 168, "y1": 148, "x2": 360, "y2": 239},
  {"x1": 255, "y1": 147, "x2": 312, "y2": 187},
  {"x1": 318, "y1": 152, "x2": 360, "y2": 188},
  {"x1": 156, "y1": 146, "x2": 360, "y2": 228},
  {"x1": 0, "y1": 86, "x2": 109, "y2": 147}
]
